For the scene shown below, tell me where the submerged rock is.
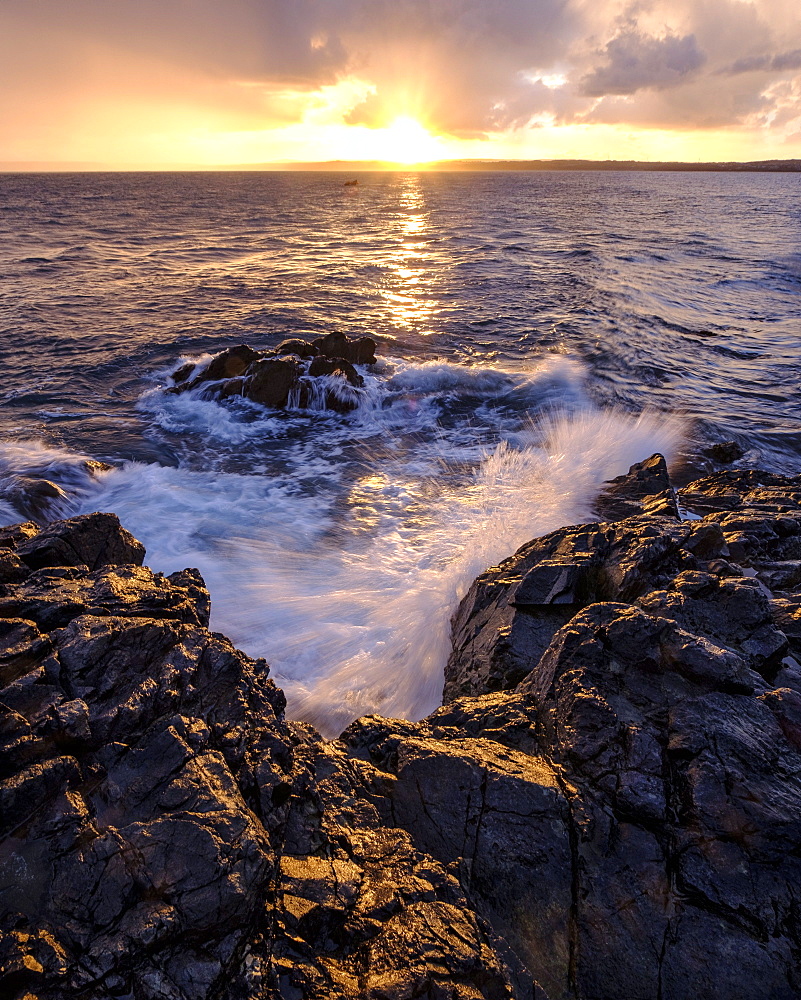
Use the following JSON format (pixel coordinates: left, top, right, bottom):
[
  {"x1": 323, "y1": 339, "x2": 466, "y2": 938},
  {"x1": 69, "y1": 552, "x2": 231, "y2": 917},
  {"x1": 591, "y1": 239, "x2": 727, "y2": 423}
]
[{"x1": 703, "y1": 439, "x2": 745, "y2": 464}]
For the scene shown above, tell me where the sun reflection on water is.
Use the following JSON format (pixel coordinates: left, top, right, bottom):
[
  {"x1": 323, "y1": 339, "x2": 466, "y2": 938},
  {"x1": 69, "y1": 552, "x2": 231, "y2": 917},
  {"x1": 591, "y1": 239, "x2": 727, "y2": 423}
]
[{"x1": 380, "y1": 175, "x2": 443, "y2": 336}]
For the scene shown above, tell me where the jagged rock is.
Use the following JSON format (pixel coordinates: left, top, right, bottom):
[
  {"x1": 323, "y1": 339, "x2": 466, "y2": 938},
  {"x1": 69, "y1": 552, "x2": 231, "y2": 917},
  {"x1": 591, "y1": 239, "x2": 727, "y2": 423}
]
[
  {"x1": 167, "y1": 339, "x2": 376, "y2": 415},
  {"x1": 243, "y1": 357, "x2": 302, "y2": 408},
  {"x1": 203, "y1": 344, "x2": 262, "y2": 381},
  {"x1": 344, "y1": 599, "x2": 801, "y2": 1000},
  {"x1": 0, "y1": 522, "x2": 39, "y2": 550},
  {"x1": 15, "y1": 512, "x2": 145, "y2": 572},
  {"x1": 772, "y1": 596, "x2": 801, "y2": 658},
  {"x1": 594, "y1": 453, "x2": 679, "y2": 521},
  {"x1": 0, "y1": 514, "x2": 534, "y2": 1000},
  {"x1": 0, "y1": 550, "x2": 28, "y2": 585},
  {"x1": 272, "y1": 726, "x2": 543, "y2": 1000},
  {"x1": 446, "y1": 515, "x2": 727, "y2": 702},
  {"x1": 171, "y1": 361, "x2": 195, "y2": 384},
  {"x1": 312, "y1": 331, "x2": 376, "y2": 365},
  {"x1": 677, "y1": 468, "x2": 801, "y2": 516},
  {"x1": 636, "y1": 570, "x2": 788, "y2": 675},
  {"x1": 0, "y1": 564, "x2": 210, "y2": 631},
  {"x1": 5, "y1": 462, "x2": 801, "y2": 1000}
]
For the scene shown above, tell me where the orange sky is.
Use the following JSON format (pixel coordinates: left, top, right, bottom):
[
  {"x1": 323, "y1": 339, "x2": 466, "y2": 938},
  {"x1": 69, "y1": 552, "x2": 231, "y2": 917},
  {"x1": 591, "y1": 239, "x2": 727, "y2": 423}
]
[{"x1": 2, "y1": 0, "x2": 801, "y2": 167}]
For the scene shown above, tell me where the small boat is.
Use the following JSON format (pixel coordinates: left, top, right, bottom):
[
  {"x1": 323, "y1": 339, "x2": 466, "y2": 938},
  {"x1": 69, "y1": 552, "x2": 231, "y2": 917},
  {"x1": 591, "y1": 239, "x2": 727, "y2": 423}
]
[{"x1": 343, "y1": 179, "x2": 359, "y2": 187}]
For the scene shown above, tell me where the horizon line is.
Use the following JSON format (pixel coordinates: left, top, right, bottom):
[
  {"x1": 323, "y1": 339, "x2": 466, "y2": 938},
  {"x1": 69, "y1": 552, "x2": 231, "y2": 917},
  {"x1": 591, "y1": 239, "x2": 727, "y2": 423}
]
[{"x1": 2, "y1": 156, "x2": 801, "y2": 173}]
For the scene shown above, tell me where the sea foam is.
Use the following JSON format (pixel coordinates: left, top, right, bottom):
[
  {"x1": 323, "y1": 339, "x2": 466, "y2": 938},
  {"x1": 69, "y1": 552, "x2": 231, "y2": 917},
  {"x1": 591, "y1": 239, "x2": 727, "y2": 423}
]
[{"x1": 0, "y1": 356, "x2": 684, "y2": 735}]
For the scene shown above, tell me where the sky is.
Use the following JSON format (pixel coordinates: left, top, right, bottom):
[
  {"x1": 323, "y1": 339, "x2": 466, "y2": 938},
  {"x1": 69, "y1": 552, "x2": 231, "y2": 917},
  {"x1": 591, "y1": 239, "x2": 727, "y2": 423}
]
[{"x1": 2, "y1": 0, "x2": 801, "y2": 166}]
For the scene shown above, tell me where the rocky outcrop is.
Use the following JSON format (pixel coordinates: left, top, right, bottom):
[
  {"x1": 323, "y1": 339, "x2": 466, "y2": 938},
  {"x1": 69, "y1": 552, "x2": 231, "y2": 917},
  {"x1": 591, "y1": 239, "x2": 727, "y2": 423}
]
[
  {"x1": 593, "y1": 453, "x2": 679, "y2": 521},
  {"x1": 3, "y1": 463, "x2": 801, "y2": 1000},
  {"x1": 168, "y1": 336, "x2": 377, "y2": 414},
  {"x1": 0, "y1": 512, "x2": 541, "y2": 1000}
]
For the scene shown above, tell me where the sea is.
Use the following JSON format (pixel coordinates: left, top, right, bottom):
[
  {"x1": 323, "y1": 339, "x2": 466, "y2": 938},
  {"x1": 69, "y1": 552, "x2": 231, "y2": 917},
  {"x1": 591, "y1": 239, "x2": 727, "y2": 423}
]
[{"x1": 1, "y1": 169, "x2": 799, "y2": 734}]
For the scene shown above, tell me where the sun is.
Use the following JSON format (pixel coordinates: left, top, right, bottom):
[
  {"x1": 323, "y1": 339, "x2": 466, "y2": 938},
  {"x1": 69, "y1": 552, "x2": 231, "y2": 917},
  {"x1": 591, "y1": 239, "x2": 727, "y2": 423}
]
[{"x1": 376, "y1": 116, "x2": 444, "y2": 164}]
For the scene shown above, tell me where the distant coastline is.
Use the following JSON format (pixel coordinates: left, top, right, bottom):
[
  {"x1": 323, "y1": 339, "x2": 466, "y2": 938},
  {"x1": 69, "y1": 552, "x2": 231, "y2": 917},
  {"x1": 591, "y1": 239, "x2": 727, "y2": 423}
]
[{"x1": 2, "y1": 157, "x2": 801, "y2": 173}]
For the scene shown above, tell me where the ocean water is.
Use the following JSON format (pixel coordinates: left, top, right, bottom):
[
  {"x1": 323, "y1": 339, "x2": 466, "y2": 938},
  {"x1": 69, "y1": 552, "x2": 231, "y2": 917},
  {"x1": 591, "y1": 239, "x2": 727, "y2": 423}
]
[{"x1": 1, "y1": 170, "x2": 799, "y2": 733}]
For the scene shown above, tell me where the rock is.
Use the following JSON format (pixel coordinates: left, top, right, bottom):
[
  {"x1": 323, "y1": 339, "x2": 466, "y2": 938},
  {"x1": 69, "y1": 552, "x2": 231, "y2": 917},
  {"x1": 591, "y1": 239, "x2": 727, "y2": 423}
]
[
  {"x1": 171, "y1": 361, "x2": 195, "y2": 384},
  {"x1": 0, "y1": 476, "x2": 70, "y2": 524},
  {"x1": 275, "y1": 338, "x2": 320, "y2": 359},
  {"x1": 312, "y1": 331, "x2": 377, "y2": 365},
  {"x1": 14, "y1": 512, "x2": 145, "y2": 572},
  {"x1": 243, "y1": 357, "x2": 301, "y2": 407},
  {"x1": 594, "y1": 453, "x2": 679, "y2": 521},
  {"x1": 0, "y1": 549, "x2": 28, "y2": 585},
  {"x1": 703, "y1": 440, "x2": 745, "y2": 464},
  {"x1": 0, "y1": 563, "x2": 210, "y2": 631},
  {"x1": 167, "y1": 340, "x2": 376, "y2": 415},
  {"x1": 344, "y1": 598, "x2": 801, "y2": 1000},
  {"x1": 203, "y1": 344, "x2": 263, "y2": 381},
  {"x1": 446, "y1": 515, "x2": 726, "y2": 702},
  {"x1": 273, "y1": 726, "x2": 543, "y2": 1000},
  {"x1": 0, "y1": 514, "x2": 533, "y2": 1000},
  {"x1": 170, "y1": 345, "x2": 264, "y2": 396},
  {"x1": 0, "y1": 522, "x2": 39, "y2": 550},
  {"x1": 677, "y1": 469, "x2": 801, "y2": 517},
  {"x1": 5, "y1": 462, "x2": 801, "y2": 1000},
  {"x1": 636, "y1": 570, "x2": 788, "y2": 675},
  {"x1": 307, "y1": 355, "x2": 364, "y2": 387}
]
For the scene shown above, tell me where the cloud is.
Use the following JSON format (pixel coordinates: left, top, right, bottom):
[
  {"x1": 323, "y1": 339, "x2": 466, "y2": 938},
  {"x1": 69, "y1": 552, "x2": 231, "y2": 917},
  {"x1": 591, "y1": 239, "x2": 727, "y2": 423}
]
[
  {"x1": 2, "y1": 0, "x2": 801, "y2": 161},
  {"x1": 723, "y1": 48, "x2": 801, "y2": 75},
  {"x1": 580, "y1": 28, "x2": 706, "y2": 97}
]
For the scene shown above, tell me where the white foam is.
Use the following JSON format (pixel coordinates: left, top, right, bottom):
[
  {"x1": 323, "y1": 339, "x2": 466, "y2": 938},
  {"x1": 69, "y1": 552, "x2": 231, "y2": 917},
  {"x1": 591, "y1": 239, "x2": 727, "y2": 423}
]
[{"x1": 0, "y1": 357, "x2": 685, "y2": 737}]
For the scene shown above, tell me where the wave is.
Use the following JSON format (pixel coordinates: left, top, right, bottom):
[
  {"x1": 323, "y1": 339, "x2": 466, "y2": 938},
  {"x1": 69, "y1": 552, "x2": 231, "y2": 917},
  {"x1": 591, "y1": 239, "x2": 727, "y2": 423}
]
[{"x1": 0, "y1": 390, "x2": 684, "y2": 735}]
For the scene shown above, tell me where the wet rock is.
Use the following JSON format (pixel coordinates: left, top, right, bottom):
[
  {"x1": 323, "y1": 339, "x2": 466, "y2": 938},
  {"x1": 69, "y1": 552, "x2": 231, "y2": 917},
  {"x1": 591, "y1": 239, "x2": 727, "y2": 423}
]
[
  {"x1": 772, "y1": 596, "x2": 801, "y2": 658},
  {"x1": 594, "y1": 453, "x2": 679, "y2": 521},
  {"x1": 275, "y1": 338, "x2": 320, "y2": 359},
  {"x1": 307, "y1": 355, "x2": 364, "y2": 387},
  {"x1": 0, "y1": 522, "x2": 39, "y2": 551},
  {"x1": 243, "y1": 357, "x2": 302, "y2": 407},
  {"x1": 167, "y1": 339, "x2": 376, "y2": 415},
  {"x1": 171, "y1": 361, "x2": 195, "y2": 384},
  {"x1": 446, "y1": 515, "x2": 725, "y2": 702},
  {"x1": 636, "y1": 570, "x2": 788, "y2": 675},
  {"x1": 0, "y1": 550, "x2": 28, "y2": 585},
  {"x1": 5, "y1": 463, "x2": 801, "y2": 1000},
  {"x1": 0, "y1": 513, "x2": 532, "y2": 1000},
  {"x1": 204, "y1": 344, "x2": 263, "y2": 380},
  {"x1": 703, "y1": 439, "x2": 745, "y2": 464},
  {"x1": 0, "y1": 476, "x2": 70, "y2": 524},
  {"x1": 15, "y1": 512, "x2": 145, "y2": 572},
  {"x1": 273, "y1": 728, "x2": 542, "y2": 1000},
  {"x1": 313, "y1": 331, "x2": 376, "y2": 365},
  {"x1": 0, "y1": 563, "x2": 210, "y2": 631},
  {"x1": 677, "y1": 468, "x2": 801, "y2": 517},
  {"x1": 345, "y1": 598, "x2": 801, "y2": 1000}
]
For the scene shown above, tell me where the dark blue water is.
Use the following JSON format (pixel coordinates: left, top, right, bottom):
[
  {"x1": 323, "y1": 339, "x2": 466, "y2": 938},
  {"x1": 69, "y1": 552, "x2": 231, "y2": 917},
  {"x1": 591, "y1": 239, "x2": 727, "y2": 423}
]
[{"x1": 1, "y1": 170, "x2": 799, "y2": 731}]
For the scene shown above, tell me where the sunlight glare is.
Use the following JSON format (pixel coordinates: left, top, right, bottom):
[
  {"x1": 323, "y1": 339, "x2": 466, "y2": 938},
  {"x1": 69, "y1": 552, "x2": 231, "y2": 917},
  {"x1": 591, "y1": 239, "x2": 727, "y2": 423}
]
[{"x1": 377, "y1": 116, "x2": 443, "y2": 164}]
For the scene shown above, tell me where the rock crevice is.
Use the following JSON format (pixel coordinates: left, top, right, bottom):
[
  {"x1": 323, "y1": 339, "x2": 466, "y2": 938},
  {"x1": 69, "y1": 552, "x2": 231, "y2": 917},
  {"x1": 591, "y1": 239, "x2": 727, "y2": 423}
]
[{"x1": 2, "y1": 458, "x2": 801, "y2": 999}]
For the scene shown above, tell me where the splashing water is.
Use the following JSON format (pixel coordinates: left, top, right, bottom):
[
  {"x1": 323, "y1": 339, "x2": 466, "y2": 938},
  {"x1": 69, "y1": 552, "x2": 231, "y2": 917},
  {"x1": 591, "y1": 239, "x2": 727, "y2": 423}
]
[{"x1": 0, "y1": 358, "x2": 684, "y2": 736}]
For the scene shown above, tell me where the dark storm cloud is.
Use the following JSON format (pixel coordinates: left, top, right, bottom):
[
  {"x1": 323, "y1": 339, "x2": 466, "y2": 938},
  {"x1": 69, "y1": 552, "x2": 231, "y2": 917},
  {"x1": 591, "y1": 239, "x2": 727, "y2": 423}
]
[{"x1": 579, "y1": 28, "x2": 706, "y2": 97}]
